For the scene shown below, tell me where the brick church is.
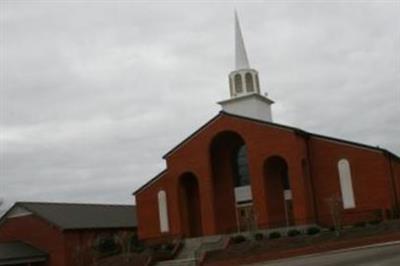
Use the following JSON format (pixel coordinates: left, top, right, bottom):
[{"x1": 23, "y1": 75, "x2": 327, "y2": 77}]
[{"x1": 133, "y1": 13, "x2": 400, "y2": 243}]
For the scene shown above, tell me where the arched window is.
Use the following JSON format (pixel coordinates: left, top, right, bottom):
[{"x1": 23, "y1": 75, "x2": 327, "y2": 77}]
[
  {"x1": 234, "y1": 74, "x2": 243, "y2": 93},
  {"x1": 158, "y1": 190, "x2": 169, "y2": 232},
  {"x1": 234, "y1": 145, "x2": 250, "y2": 187},
  {"x1": 245, "y1": 73, "x2": 254, "y2": 92},
  {"x1": 338, "y1": 159, "x2": 356, "y2": 209}
]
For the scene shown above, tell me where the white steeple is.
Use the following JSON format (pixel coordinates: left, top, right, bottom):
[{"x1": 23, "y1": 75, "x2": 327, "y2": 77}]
[
  {"x1": 235, "y1": 11, "x2": 250, "y2": 70},
  {"x1": 218, "y1": 11, "x2": 274, "y2": 122}
]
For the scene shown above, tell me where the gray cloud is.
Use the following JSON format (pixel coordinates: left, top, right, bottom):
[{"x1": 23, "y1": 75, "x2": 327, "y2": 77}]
[{"x1": 1, "y1": 1, "x2": 399, "y2": 212}]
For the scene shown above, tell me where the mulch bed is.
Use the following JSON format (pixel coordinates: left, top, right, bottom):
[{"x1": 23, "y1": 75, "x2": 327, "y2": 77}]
[{"x1": 204, "y1": 224, "x2": 400, "y2": 266}]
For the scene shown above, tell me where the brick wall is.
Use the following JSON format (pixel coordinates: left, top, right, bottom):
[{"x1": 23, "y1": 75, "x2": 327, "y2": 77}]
[
  {"x1": 0, "y1": 214, "x2": 137, "y2": 266},
  {"x1": 0, "y1": 215, "x2": 66, "y2": 266},
  {"x1": 135, "y1": 113, "x2": 399, "y2": 241}
]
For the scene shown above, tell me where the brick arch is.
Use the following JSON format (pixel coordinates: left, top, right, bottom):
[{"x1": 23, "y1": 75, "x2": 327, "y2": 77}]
[
  {"x1": 179, "y1": 172, "x2": 203, "y2": 237},
  {"x1": 209, "y1": 130, "x2": 247, "y2": 233},
  {"x1": 263, "y1": 155, "x2": 294, "y2": 228}
]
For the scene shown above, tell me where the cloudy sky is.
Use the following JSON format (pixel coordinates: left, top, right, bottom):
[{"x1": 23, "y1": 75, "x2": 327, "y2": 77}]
[{"x1": 1, "y1": 0, "x2": 399, "y2": 212}]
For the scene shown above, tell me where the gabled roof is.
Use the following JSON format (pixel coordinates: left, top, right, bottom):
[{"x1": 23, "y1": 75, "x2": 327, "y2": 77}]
[
  {"x1": 0, "y1": 201, "x2": 137, "y2": 230},
  {"x1": 0, "y1": 241, "x2": 47, "y2": 265},
  {"x1": 133, "y1": 111, "x2": 400, "y2": 196}
]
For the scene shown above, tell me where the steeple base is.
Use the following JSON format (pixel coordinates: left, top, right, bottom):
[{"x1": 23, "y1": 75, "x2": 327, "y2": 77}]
[{"x1": 218, "y1": 93, "x2": 274, "y2": 122}]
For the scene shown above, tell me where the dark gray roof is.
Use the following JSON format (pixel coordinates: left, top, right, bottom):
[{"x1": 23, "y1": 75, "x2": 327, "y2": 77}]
[
  {"x1": 0, "y1": 241, "x2": 47, "y2": 265},
  {"x1": 9, "y1": 202, "x2": 137, "y2": 230}
]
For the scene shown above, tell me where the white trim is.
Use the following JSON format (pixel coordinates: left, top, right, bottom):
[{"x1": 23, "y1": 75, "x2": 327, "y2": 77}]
[
  {"x1": 158, "y1": 190, "x2": 169, "y2": 233},
  {"x1": 7, "y1": 206, "x2": 32, "y2": 219},
  {"x1": 338, "y1": 159, "x2": 356, "y2": 209}
]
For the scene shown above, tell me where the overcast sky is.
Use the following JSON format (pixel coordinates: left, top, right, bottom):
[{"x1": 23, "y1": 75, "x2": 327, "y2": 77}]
[{"x1": 1, "y1": 1, "x2": 399, "y2": 212}]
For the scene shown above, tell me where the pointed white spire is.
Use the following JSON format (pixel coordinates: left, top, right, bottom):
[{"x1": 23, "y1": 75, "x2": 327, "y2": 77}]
[
  {"x1": 221, "y1": 10, "x2": 274, "y2": 122},
  {"x1": 235, "y1": 11, "x2": 250, "y2": 70}
]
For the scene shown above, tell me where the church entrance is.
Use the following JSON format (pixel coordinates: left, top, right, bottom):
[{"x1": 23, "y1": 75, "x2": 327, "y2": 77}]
[
  {"x1": 236, "y1": 203, "x2": 257, "y2": 232},
  {"x1": 179, "y1": 173, "x2": 203, "y2": 237},
  {"x1": 210, "y1": 131, "x2": 247, "y2": 234},
  {"x1": 264, "y1": 156, "x2": 294, "y2": 228}
]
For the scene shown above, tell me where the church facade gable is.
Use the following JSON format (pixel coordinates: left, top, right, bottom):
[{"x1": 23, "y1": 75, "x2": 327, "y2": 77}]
[
  {"x1": 136, "y1": 113, "x2": 314, "y2": 241},
  {"x1": 135, "y1": 113, "x2": 400, "y2": 242},
  {"x1": 133, "y1": 12, "x2": 400, "y2": 243}
]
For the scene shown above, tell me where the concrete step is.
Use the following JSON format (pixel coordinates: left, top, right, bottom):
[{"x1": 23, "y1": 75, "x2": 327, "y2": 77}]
[
  {"x1": 156, "y1": 235, "x2": 227, "y2": 265},
  {"x1": 155, "y1": 258, "x2": 196, "y2": 266}
]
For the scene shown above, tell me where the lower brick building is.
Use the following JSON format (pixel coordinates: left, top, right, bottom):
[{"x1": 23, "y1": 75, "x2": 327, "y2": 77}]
[
  {"x1": 133, "y1": 14, "x2": 400, "y2": 243},
  {"x1": 0, "y1": 202, "x2": 137, "y2": 266}
]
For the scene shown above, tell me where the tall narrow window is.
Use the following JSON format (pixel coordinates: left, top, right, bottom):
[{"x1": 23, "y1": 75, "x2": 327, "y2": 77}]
[
  {"x1": 245, "y1": 73, "x2": 254, "y2": 92},
  {"x1": 158, "y1": 190, "x2": 169, "y2": 232},
  {"x1": 234, "y1": 145, "x2": 250, "y2": 187},
  {"x1": 338, "y1": 159, "x2": 356, "y2": 209},
  {"x1": 234, "y1": 74, "x2": 243, "y2": 93}
]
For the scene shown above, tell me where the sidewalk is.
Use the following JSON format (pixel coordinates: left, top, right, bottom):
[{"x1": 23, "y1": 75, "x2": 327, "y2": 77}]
[{"x1": 248, "y1": 241, "x2": 400, "y2": 266}]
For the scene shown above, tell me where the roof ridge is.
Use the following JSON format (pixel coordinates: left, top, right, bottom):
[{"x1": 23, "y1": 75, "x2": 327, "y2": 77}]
[{"x1": 18, "y1": 201, "x2": 134, "y2": 207}]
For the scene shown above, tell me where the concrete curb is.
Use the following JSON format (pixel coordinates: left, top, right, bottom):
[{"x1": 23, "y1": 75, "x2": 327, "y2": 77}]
[{"x1": 248, "y1": 240, "x2": 400, "y2": 265}]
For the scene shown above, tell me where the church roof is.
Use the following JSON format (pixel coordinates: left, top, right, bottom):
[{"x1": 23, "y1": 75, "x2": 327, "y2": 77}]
[
  {"x1": 0, "y1": 201, "x2": 137, "y2": 230},
  {"x1": 133, "y1": 111, "x2": 399, "y2": 195}
]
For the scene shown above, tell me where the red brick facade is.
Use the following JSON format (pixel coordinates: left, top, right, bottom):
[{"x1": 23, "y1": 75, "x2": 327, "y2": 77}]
[
  {"x1": 134, "y1": 112, "x2": 400, "y2": 242},
  {"x1": 0, "y1": 215, "x2": 66, "y2": 266},
  {"x1": 0, "y1": 214, "x2": 134, "y2": 266}
]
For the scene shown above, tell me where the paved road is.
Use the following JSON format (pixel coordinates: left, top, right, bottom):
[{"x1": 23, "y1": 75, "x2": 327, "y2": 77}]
[{"x1": 249, "y1": 243, "x2": 400, "y2": 266}]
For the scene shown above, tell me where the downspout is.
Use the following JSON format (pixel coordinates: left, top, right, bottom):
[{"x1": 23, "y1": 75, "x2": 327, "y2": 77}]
[{"x1": 305, "y1": 135, "x2": 319, "y2": 225}]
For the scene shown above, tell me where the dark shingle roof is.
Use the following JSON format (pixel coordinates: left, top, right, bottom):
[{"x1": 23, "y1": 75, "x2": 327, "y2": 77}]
[
  {"x1": 0, "y1": 241, "x2": 47, "y2": 265},
  {"x1": 7, "y1": 202, "x2": 137, "y2": 230}
]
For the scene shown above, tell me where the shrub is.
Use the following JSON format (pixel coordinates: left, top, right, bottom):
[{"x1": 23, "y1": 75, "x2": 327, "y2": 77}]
[
  {"x1": 131, "y1": 243, "x2": 145, "y2": 253},
  {"x1": 287, "y1": 229, "x2": 301, "y2": 237},
  {"x1": 306, "y1": 227, "x2": 321, "y2": 235},
  {"x1": 354, "y1": 222, "x2": 367, "y2": 228},
  {"x1": 254, "y1": 233, "x2": 264, "y2": 241},
  {"x1": 161, "y1": 243, "x2": 175, "y2": 251},
  {"x1": 231, "y1": 235, "x2": 246, "y2": 244},
  {"x1": 95, "y1": 236, "x2": 119, "y2": 255},
  {"x1": 268, "y1": 231, "x2": 281, "y2": 239},
  {"x1": 368, "y1": 220, "x2": 382, "y2": 226}
]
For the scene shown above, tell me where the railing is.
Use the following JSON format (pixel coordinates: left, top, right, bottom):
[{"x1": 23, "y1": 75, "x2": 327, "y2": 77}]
[
  {"x1": 145, "y1": 237, "x2": 183, "y2": 266},
  {"x1": 194, "y1": 235, "x2": 230, "y2": 266}
]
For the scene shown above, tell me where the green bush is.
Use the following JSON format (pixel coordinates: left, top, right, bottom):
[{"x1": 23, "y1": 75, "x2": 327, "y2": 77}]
[
  {"x1": 368, "y1": 220, "x2": 382, "y2": 226},
  {"x1": 306, "y1": 227, "x2": 321, "y2": 235},
  {"x1": 287, "y1": 229, "x2": 301, "y2": 237},
  {"x1": 95, "y1": 236, "x2": 118, "y2": 255},
  {"x1": 161, "y1": 243, "x2": 175, "y2": 251},
  {"x1": 254, "y1": 233, "x2": 264, "y2": 241},
  {"x1": 131, "y1": 243, "x2": 145, "y2": 253},
  {"x1": 129, "y1": 234, "x2": 144, "y2": 253},
  {"x1": 354, "y1": 222, "x2": 367, "y2": 228},
  {"x1": 231, "y1": 235, "x2": 246, "y2": 244},
  {"x1": 268, "y1": 231, "x2": 281, "y2": 239}
]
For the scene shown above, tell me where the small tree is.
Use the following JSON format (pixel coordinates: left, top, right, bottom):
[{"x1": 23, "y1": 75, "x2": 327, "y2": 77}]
[
  {"x1": 114, "y1": 231, "x2": 137, "y2": 262},
  {"x1": 326, "y1": 194, "x2": 343, "y2": 236}
]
